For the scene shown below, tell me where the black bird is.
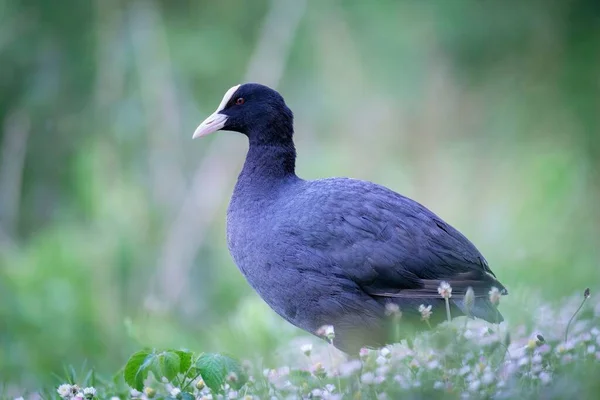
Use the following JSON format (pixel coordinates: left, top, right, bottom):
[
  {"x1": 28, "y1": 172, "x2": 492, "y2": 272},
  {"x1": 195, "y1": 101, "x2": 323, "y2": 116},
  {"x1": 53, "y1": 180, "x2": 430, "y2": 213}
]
[{"x1": 193, "y1": 83, "x2": 507, "y2": 354}]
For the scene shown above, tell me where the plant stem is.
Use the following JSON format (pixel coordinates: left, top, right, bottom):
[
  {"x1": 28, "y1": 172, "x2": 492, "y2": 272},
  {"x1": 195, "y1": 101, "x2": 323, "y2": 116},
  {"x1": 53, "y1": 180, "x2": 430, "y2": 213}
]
[
  {"x1": 181, "y1": 370, "x2": 201, "y2": 391},
  {"x1": 327, "y1": 344, "x2": 343, "y2": 394},
  {"x1": 565, "y1": 296, "x2": 588, "y2": 342},
  {"x1": 444, "y1": 298, "x2": 451, "y2": 323}
]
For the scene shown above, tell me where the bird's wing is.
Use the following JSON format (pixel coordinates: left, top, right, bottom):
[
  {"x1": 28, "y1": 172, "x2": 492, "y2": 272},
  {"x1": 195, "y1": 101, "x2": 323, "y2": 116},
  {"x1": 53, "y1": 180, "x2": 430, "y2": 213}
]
[{"x1": 286, "y1": 178, "x2": 507, "y2": 300}]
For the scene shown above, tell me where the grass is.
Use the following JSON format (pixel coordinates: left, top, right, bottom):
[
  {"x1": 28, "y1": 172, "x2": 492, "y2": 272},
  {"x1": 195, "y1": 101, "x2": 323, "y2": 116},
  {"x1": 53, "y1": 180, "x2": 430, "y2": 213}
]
[{"x1": 6, "y1": 288, "x2": 599, "y2": 400}]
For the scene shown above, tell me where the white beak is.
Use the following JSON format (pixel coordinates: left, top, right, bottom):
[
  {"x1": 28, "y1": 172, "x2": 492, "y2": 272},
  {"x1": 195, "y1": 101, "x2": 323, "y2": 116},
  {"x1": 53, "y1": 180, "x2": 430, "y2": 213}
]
[
  {"x1": 192, "y1": 112, "x2": 228, "y2": 138},
  {"x1": 192, "y1": 84, "x2": 240, "y2": 139}
]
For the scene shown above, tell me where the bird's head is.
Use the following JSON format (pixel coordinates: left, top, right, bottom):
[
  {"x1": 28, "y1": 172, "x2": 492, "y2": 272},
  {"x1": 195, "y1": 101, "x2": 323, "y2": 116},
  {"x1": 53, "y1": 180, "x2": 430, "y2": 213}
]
[{"x1": 193, "y1": 83, "x2": 294, "y2": 145}]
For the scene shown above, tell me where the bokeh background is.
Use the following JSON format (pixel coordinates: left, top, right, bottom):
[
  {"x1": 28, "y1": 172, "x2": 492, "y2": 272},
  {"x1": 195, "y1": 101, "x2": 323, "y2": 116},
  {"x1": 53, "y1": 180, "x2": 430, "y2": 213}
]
[{"x1": 1, "y1": 0, "x2": 599, "y2": 390}]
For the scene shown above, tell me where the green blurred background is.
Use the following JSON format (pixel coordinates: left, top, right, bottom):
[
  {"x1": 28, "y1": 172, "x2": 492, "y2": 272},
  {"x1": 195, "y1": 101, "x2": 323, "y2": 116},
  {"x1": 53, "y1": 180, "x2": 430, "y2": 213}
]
[{"x1": 1, "y1": 0, "x2": 599, "y2": 390}]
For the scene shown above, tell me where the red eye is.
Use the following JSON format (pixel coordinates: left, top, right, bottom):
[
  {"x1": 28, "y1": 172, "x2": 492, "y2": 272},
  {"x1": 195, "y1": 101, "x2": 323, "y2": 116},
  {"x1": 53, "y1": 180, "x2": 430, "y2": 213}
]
[{"x1": 235, "y1": 97, "x2": 245, "y2": 105}]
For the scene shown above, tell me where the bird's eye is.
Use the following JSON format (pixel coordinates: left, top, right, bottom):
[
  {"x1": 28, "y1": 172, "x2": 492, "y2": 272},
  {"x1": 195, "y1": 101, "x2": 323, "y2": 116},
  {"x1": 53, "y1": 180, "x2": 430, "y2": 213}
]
[{"x1": 235, "y1": 97, "x2": 245, "y2": 105}]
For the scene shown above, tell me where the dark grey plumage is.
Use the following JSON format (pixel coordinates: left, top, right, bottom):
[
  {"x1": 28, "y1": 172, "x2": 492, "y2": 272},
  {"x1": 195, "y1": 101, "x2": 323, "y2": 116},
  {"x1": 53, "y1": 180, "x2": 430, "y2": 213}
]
[{"x1": 195, "y1": 83, "x2": 507, "y2": 354}]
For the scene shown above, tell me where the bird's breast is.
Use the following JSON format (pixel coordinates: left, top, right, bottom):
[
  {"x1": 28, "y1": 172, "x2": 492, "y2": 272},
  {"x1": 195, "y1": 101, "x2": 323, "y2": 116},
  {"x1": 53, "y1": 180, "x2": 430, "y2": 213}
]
[{"x1": 226, "y1": 204, "x2": 275, "y2": 278}]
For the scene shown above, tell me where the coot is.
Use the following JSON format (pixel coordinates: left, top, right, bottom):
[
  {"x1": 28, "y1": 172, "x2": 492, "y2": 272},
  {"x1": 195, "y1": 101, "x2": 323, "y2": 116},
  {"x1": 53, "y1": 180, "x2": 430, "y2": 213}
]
[{"x1": 193, "y1": 83, "x2": 507, "y2": 354}]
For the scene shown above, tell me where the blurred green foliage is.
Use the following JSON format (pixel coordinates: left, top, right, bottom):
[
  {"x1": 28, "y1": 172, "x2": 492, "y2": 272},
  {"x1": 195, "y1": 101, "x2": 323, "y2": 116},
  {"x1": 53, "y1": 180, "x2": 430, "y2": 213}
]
[{"x1": 1, "y1": 0, "x2": 599, "y2": 391}]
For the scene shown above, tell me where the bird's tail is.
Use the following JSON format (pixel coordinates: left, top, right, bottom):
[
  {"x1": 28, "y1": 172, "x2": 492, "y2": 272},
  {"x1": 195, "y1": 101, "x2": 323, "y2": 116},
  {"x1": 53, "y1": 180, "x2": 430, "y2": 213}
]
[{"x1": 453, "y1": 298, "x2": 504, "y2": 323}]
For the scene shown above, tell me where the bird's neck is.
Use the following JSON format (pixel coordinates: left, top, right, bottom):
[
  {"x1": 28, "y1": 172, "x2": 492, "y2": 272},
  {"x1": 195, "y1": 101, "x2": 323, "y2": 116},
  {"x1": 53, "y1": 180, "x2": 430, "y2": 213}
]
[
  {"x1": 237, "y1": 120, "x2": 298, "y2": 184},
  {"x1": 239, "y1": 140, "x2": 298, "y2": 184},
  {"x1": 231, "y1": 141, "x2": 297, "y2": 208}
]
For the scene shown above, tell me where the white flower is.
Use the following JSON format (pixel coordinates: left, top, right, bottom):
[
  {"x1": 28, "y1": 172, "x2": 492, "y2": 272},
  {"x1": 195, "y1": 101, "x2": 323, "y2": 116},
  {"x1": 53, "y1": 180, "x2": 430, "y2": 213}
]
[
  {"x1": 110, "y1": 397, "x2": 120, "y2": 400},
  {"x1": 464, "y1": 287, "x2": 475, "y2": 312},
  {"x1": 518, "y1": 356, "x2": 530, "y2": 367},
  {"x1": 317, "y1": 325, "x2": 335, "y2": 341},
  {"x1": 227, "y1": 372, "x2": 238, "y2": 383},
  {"x1": 339, "y1": 360, "x2": 362, "y2": 377},
  {"x1": 480, "y1": 326, "x2": 492, "y2": 337},
  {"x1": 539, "y1": 371, "x2": 552, "y2": 385},
  {"x1": 438, "y1": 282, "x2": 452, "y2": 299},
  {"x1": 489, "y1": 287, "x2": 501, "y2": 305},
  {"x1": 380, "y1": 347, "x2": 391, "y2": 357},
  {"x1": 57, "y1": 384, "x2": 73, "y2": 398},
  {"x1": 14, "y1": 397, "x2": 25, "y2": 400},
  {"x1": 433, "y1": 381, "x2": 444, "y2": 390},
  {"x1": 325, "y1": 384, "x2": 336, "y2": 393},
  {"x1": 301, "y1": 343, "x2": 313, "y2": 356},
  {"x1": 83, "y1": 387, "x2": 96, "y2": 397},
  {"x1": 311, "y1": 362, "x2": 325, "y2": 375},
  {"x1": 394, "y1": 375, "x2": 409, "y2": 389},
  {"x1": 325, "y1": 325, "x2": 335, "y2": 339},
  {"x1": 418, "y1": 304, "x2": 433, "y2": 320},
  {"x1": 376, "y1": 355, "x2": 387, "y2": 365},
  {"x1": 376, "y1": 365, "x2": 389, "y2": 377},
  {"x1": 228, "y1": 391, "x2": 238, "y2": 399},
  {"x1": 129, "y1": 389, "x2": 142, "y2": 398},
  {"x1": 384, "y1": 303, "x2": 401, "y2": 317},
  {"x1": 482, "y1": 372, "x2": 494, "y2": 385},
  {"x1": 459, "y1": 365, "x2": 471, "y2": 376},
  {"x1": 468, "y1": 380, "x2": 481, "y2": 392},
  {"x1": 170, "y1": 388, "x2": 181, "y2": 398},
  {"x1": 587, "y1": 345, "x2": 596, "y2": 354},
  {"x1": 361, "y1": 372, "x2": 375, "y2": 384}
]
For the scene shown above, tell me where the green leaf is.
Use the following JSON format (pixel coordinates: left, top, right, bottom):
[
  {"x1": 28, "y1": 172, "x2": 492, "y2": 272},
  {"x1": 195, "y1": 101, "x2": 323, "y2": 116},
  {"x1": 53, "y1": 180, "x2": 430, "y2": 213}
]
[
  {"x1": 124, "y1": 350, "x2": 180, "y2": 390},
  {"x1": 124, "y1": 350, "x2": 153, "y2": 391},
  {"x1": 173, "y1": 350, "x2": 193, "y2": 374},
  {"x1": 84, "y1": 369, "x2": 96, "y2": 387},
  {"x1": 149, "y1": 351, "x2": 180, "y2": 382},
  {"x1": 194, "y1": 353, "x2": 247, "y2": 393}
]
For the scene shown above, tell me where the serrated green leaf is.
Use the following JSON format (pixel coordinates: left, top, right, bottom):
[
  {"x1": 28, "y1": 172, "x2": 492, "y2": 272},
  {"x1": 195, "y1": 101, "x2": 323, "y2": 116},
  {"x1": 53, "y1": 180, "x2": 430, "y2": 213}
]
[
  {"x1": 124, "y1": 350, "x2": 153, "y2": 391},
  {"x1": 195, "y1": 354, "x2": 224, "y2": 393},
  {"x1": 194, "y1": 353, "x2": 247, "y2": 393},
  {"x1": 124, "y1": 350, "x2": 181, "y2": 389},
  {"x1": 149, "y1": 351, "x2": 180, "y2": 382},
  {"x1": 173, "y1": 350, "x2": 193, "y2": 374}
]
